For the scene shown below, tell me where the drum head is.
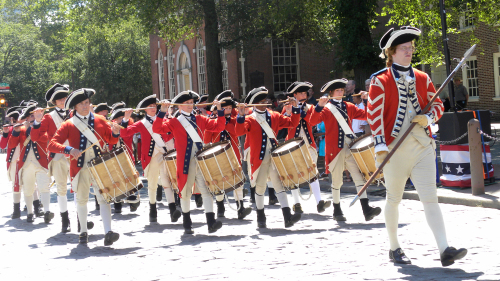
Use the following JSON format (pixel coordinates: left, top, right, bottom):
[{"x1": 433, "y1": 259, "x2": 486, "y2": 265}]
[
  {"x1": 88, "y1": 146, "x2": 125, "y2": 166},
  {"x1": 350, "y1": 135, "x2": 373, "y2": 150},
  {"x1": 272, "y1": 138, "x2": 304, "y2": 156},
  {"x1": 196, "y1": 141, "x2": 230, "y2": 160}
]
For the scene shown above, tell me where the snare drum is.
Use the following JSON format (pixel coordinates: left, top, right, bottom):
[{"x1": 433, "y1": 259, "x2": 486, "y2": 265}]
[
  {"x1": 271, "y1": 138, "x2": 318, "y2": 190},
  {"x1": 196, "y1": 141, "x2": 245, "y2": 196},
  {"x1": 164, "y1": 149, "x2": 179, "y2": 193},
  {"x1": 349, "y1": 135, "x2": 384, "y2": 181},
  {"x1": 88, "y1": 147, "x2": 143, "y2": 203}
]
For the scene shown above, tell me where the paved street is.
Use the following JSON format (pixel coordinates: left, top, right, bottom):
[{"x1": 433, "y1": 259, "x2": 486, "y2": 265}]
[{"x1": 1, "y1": 160, "x2": 499, "y2": 281}]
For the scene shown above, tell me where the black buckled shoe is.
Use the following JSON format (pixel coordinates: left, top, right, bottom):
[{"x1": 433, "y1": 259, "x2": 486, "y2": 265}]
[
  {"x1": 389, "y1": 248, "x2": 412, "y2": 264},
  {"x1": 440, "y1": 247, "x2": 467, "y2": 267},
  {"x1": 292, "y1": 203, "x2": 303, "y2": 214},
  {"x1": 317, "y1": 200, "x2": 331, "y2": 213},
  {"x1": 114, "y1": 202, "x2": 122, "y2": 214},
  {"x1": 149, "y1": 203, "x2": 157, "y2": 222},
  {"x1": 156, "y1": 185, "x2": 163, "y2": 202},
  {"x1": 130, "y1": 201, "x2": 140, "y2": 212},
  {"x1": 27, "y1": 214, "x2": 34, "y2": 223},
  {"x1": 182, "y1": 212, "x2": 194, "y2": 234},
  {"x1": 11, "y1": 203, "x2": 21, "y2": 219},
  {"x1": 237, "y1": 201, "x2": 252, "y2": 220},
  {"x1": 333, "y1": 203, "x2": 346, "y2": 221},
  {"x1": 216, "y1": 200, "x2": 225, "y2": 218},
  {"x1": 256, "y1": 208, "x2": 267, "y2": 228},
  {"x1": 44, "y1": 211, "x2": 54, "y2": 223},
  {"x1": 360, "y1": 198, "x2": 381, "y2": 221},
  {"x1": 168, "y1": 203, "x2": 181, "y2": 222},
  {"x1": 282, "y1": 207, "x2": 301, "y2": 228},
  {"x1": 206, "y1": 212, "x2": 222, "y2": 233},
  {"x1": 250, "y1": 187, "x2": 256, "y2": 203},
  {"x1": 194, "y1": 194, "x2": 203, "y2": 208},
  {"x1": 104, "y1": 231, "x2": 120, "y2": 246},
  {"x1": 33, "y1": 200, "x2": 43, "y2": 217},
  {"x1": 61, "y1": 211, "x2": 71, "y2": 233},
  {"x1": 79, "y1": 232, "x2": 88, "y2": 244},
  {"x1": 243, "y1": 188, "x2": 249, "y2": 198}
]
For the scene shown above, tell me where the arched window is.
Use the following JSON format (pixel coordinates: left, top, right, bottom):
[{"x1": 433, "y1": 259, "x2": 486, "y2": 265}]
[
  {"x1": 167, "y1": 48, "x2": 176, "y2": 98},
  {"x1": 196, "y1": 37, "x2": 207, "y2": 95},
  {"x1": 158, "y1": 50, "x2": 166, "y2": 100},
  {"x1": 220, "y1": 35, "x2": 229, "y2": 91}
]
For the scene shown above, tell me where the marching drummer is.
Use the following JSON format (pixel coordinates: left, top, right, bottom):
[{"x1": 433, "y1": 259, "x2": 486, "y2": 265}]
[
  {"x1": 1, "y1": 106, "x2": 25, "y2": 220},
  {"x1": 235, "y1": 87, "x2": 301, "y2": 229},
  {"x1": 120, "y1": 95, "x2": 180, "y2": 223},
  {"x1": 48, "y1": 88, "x2": 122, "y2": 245},
  {"x1": 282, "y1": 81, "x2": 332, "y2": 214},
  {"x1": 203, "y1": 90, "x2": 252, "y2": 220},
  {"x1": 153, "y1": 90, "x2": 225, "y2": 234},
  {"x1": 310, "y1": 79, "x2": 381, "y2": 222}
]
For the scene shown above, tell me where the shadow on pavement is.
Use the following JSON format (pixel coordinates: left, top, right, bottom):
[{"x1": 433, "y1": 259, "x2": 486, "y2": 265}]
[
  {"x1": 141, "y1": 222, "x2": 204, "y2": 233},
  {"x1": 56, "y1": 244, "x2": 142, "y2": 260},
  {"x1": 177, "y1": 234, "x2": 246, "y2": 246},
  {"x1": 111, "y1": 213, "x2": 140, "y2": 221},
  {"x1": 46, "y1": 232, "x2": 80, "y2": 246},
  {"x1": 256, "y1": 228, "x2": 326, "y2": 236},
  {"x1": 328, "y1": 222, "x2": 389, "y2": 232},
  {"x1": 396, "y1": 264, "x2": 485, "y2": 281},
  {"x1": 4, "y1": 218, "x2": 52, "y2": 232}
]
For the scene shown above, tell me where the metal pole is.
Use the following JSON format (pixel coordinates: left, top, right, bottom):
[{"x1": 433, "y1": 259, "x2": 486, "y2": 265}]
[
  {"x1": 439, "y1": 0, "x2": 456, "y2": 112},
  {"x1": 468, "y1": 119, "x2": 485, "y2": 195}
]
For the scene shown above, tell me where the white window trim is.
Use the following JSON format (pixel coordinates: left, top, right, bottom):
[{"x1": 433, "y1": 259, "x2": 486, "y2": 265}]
[
  {"x1": 176, "y1": 43, "x2": 193, "y2": 92},
  {"x1": 167, "y1": 48, "x2": 176, "y2": 99},
  {"x1": 493, "y1": 52, "x2": 500, "y2": 101},
  {"x1": 462, "y1": 55, "x2": 479, "y2": 101},
  {"x1": 196, "y1": 37, "x2": 207, "y2": 96},
  {"x1": 458, "y1": 7, "x2": 475, "y2": 31},
  {"x1": 219, "y1": 35, "x2": 229, "y2": 91},
  {"x1": 158, "y1": 50, "x2": 165, "y2": 100},
  {"x1": 271, "y1": 40, "x2": 300, "y2": 95}
]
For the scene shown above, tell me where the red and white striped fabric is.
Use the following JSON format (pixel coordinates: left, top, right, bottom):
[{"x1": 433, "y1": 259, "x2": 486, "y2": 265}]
[{"x1": 440, "y1": 144, "x2": 494, "y2": 188}]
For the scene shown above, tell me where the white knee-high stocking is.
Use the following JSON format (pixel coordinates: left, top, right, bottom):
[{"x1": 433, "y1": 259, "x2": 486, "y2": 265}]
[
  {"x1": 180, "y1": 197, "x2": 191, "y2": 213},
  {"x1": 384, "y1": 201, "x2": 401, "y2": 251},
  {"x1": 332, "y1": 188, "x2": 341, "y2": 204},
  {"x1": 255, "y1": 194, "x2": 265, "y2": 209},
  {"x1": 291, "y1": 189, "x2": 300, "y2": 204},
  {"x1": 25, "y1": 195, "x2": 34, "y2": 214},
  {"x1": 422, "y1": 202, "x2": 449, "y2": 254},
  {"x1": 164, "y1": 187, "x2": 175, "y2": 204},
  {"x1": 310, "y1": 180, "x2": 321, "y2": 204},
  {"x1": 276, "y1": 192, "x2": 289, "y2": 208},
  {"x1": 58, "y1": 196, "x2": 68, "y2": 213},
  {"x1": 76, "y1": 204, "x2": 88, "y2": 233},
  {"x1": 41, "y1": 192, "x2": 50, "y2": 212},
  {"x1": 99, "y1": 202, "x2": 112, "y2": 234},
  {"x1": 355, "y1": 185, "x2": 368, "y2": 199}
]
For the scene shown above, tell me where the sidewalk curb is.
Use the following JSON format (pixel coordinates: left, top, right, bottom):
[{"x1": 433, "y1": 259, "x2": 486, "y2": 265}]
[{"x1": 317, "y1": 181, "x2": 500, "y2": 210}]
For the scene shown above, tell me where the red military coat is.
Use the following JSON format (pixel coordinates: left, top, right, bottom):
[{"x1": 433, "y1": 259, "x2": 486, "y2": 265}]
[
  {"x1": 235, "y1": 109, "x2": 300, "y2": 179},
  {"x1": 152, "y1": 110, "x2": 226, "y2": 194},
  {"x1": 109, "y1": 119, "x2": 135, "y2": 162},
  {"x1": 31, "y1": 110, "x2": 70, "y2": 162},
  {"x1": 309, "y1": 101, "x2": 366, "y2": 173},
  {"x1": 120, "y1": 116, "x2": 172, "y2": 171},
  {"x1": 368, "y1": 67, "x2": 443, "y2": 151},
  {"x1": 8, "y1": 125, "x2": 49, "y2": 170},
  {"x1": 48, "y1": 113, "x2": 119, "y2": 180},
  {"x1": 282, "y1": 103, "x2": 317, "y2": 149},
  {"x1": 1, "y1": 127, "x2": 16, "y2": 170}
]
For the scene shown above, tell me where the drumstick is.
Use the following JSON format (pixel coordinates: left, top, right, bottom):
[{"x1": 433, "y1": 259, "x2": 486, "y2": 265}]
[
  {"x1": 29, "y1": 106, "x2": 57, "y2": 114},
  {"x1": 70, "y1": 140, "x2": 101, "y2": 160}
]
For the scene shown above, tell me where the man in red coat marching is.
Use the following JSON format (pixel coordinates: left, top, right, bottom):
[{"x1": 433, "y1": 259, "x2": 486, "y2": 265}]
[
  {"x1": 9, "y1": 103, "x2": 53, "y2": 223},
  {"x1": 1, "y1": 106, "x2": 25, "y2": 219},
  {"x1": 368, "y1": 26, "x2": 466, "y2": 266},
  {"x1": 120, "y1": 95, "x2": 180, "y2": 223},
  {"x1": 235, "y1": 87, "x2": 301, "y2": 228},
  {"x1": 154, "y1": 90, "x2": 225, "y2": 234},
  {"x1": 49, "y1": 88, "x2": 121, "y2": 245},
  {"x1": 282, "y1": 81, "x2": 331, "y2": 214},
  {"x1": 203, "y1": 90, "x2": 252, "y2": 220},
  {"x1": 31, "y1": 84, "x2": 73, "y2": 231},
  {"x1": 311, "y1": 79, "x2": 381, "y2": 222}
]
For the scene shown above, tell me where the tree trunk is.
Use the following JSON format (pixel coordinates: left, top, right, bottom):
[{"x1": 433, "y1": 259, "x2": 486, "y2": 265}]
[{"x1": 202, "y1": 0, "x2": 223, "y2": 100}]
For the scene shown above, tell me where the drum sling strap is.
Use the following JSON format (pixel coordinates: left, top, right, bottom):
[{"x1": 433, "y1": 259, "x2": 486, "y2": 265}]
[
  {"x1": 49, "y1": 110, "x2": 69, "y2": 160},
  {"x1": 325, "y1": 103, "x2": 355, "y2": 137},
  {"x1": 251, "y1": 111, "x2": 277, "y2": 141},
  {"x1": 141, "y1": 118, "x2": 167, "y2": 152},
  {"x1": 177, "y1": 114, "x2": 203, "y2": 143}
]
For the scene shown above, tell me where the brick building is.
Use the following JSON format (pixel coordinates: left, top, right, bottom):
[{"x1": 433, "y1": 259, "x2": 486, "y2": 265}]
[
  {"x1": 149, "y1": 31, "x2": 336, "y2": 102},
  {"x1": 430, "y1": 20, "x2": 500, "y2": 120}
]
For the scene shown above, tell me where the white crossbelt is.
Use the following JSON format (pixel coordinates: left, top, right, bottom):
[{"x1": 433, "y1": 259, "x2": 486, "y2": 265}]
[
  {"x1": 251, "y1": 111, "x2": 277, "y2": 140},
  {"x1": 325, "y1": 103, "x2": 354, "y2": 136},
  {"x1": 49, "y1": 110, "x2": 69, "y2": 160},
  {"x1": 177, "y1": 114, "x2": 202, "y2": 143},
  {"x1": 69, "y1": 116, "x2": 102, "y2": 150},
  {"x1": 141, "y1": 118, "x2": 167, "y2": 150}
]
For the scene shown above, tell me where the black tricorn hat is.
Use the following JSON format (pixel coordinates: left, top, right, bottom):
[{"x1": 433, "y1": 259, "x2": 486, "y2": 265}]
[
  {"x1": 6, "y1": 106, "x2": 24, "y2": 120},
  {"x1": 109, "y1": 108, "x2": 125, "y2": 120},
  {"x1": 19, "y1": 100, "x2": 37, "y2": 107},
  {"x1": 320, "y1": 78, "x2": 348, "y2": 93},
  {"x1": 244, "y1": 87, "x2": 268, "y2": 104},
  {"x1": 137, "y1": 94, "x2": 159, "y2": 109},
  {"x1": 287, "y1": 81, "x2": 313, "y2": 96},
  {"x1": 46, "y1": 83, "x2": 70, "y2": 104},
  {"x1": 210, "y1": 90, "x2": 236, "y2": 111},
  {"x1": 94, "y1": 103, "x2": 112, "y2": 113},
  {"x1": 18, "y1": 103, "x2": 38, "y2": 121},
  {"x1": 379, "y1": 26, "x2": 421, "y2": 58},
  {"x1": 65, "y1": 88, "x2": 95, "y2": 110},
  {"x1": 172, "y1": 90, "x2": 200, "y2": 104},
  {"x1": 111, "y1": 101, "x2": 126, "y2": 112}
]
